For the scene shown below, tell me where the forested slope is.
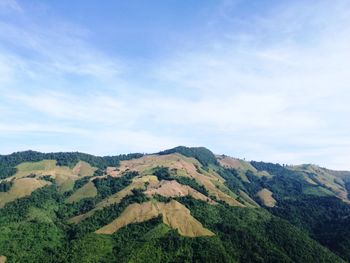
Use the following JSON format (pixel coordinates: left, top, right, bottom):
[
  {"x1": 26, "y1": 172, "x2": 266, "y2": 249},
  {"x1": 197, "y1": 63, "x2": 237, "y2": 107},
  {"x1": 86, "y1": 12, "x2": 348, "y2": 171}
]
[{"x1": 0, "y1": 147, "x2": 349, "y2": 262}]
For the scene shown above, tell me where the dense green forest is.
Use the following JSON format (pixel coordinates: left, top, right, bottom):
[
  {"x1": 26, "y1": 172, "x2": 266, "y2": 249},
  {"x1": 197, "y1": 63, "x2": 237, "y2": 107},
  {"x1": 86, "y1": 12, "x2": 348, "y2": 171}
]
[
  {"x1": 158, "y1": 146, "x2": 218, "y2": 166},
  {"x1": 0, "y1": 183, "x2": 343, "y2": 263}
]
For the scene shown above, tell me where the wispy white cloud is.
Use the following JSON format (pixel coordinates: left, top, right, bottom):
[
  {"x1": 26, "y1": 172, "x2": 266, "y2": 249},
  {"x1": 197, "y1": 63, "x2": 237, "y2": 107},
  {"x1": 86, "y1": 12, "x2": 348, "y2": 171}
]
[
  {"x1": 0, "y1": 5, "x2": 122, "y2": 89},
  {"x1": 146, "y1": 0, "x2": 350, "y2": 168},
  {"x1": 0, "y1": 0, "x2": 350, "y2": 169}
]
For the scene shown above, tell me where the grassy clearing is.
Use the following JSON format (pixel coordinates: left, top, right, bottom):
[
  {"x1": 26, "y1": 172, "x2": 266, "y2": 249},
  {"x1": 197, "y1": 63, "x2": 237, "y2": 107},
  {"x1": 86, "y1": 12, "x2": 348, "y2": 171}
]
[
  {"x1": 303, "y1": 186, "x2": 334, "y2": 197},
  {"x1": 69, "y1": 175, "x2": 159, "y2": 224},
  {"x1": 144, "y1": 180, "x2": 215, "y2": 204},
  {"x1": 114, "y1": 154, "x2": 244, "y2": 207},
  {"x1": 69, "y1": 176, "x2": 217, "y2": 224},
  {"x1": 0, "y1": 159, "x2": 100, "y2": 209},
  {"x1": 293, "y1": 164, "x2": 349, "y2": 202},
  {"x1": 217, "y1": 155, "x2": 252, "y2": 170},
  {"x1": 257, "y1": 188, "x2": 276, "y2": 207},
  {"x1": 12, "y1": 160, "x2": 57, "y2": 180},
  {"x1": 2, "y1": 160, "x2": 99, "y2": 197},
  {"x1": 17, "y1": 159, "x2": 56, "y2": 171},
  {"x1": 66, "y1": 182, "x2": 98, "y2": 204},
  {"x1": 0, "y1": 256, "x2": 6, "y2": 263},
  {"x1": 95, "y1": 200, "x2": 215, "y2": 237},
  {"x1": 72, "y1": 161, "x2": 97, "y2": 177},
  {"x1": 217, "y1": 155, "x2": 275, "y2": 183},
  {"x1": 69, "y1": 153, "x2": 247, "y2": 224},
  {"x1": 0, "y1": 178, "x2": 51, "y2": 208}
]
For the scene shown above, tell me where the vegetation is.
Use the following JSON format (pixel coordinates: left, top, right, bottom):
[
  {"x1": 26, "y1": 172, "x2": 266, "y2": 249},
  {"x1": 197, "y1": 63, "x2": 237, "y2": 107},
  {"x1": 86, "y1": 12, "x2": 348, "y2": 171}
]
[
  {"x1": 0, "y1": 151, "x2": 144, "y2": 179},
  {"x1": 173, "y1": 176, "x2": 209, "y2": 196},
  {"x1": 152, "y1": 166, "x2": 171, "y2": 180},
  {"x1": 93, "y1": 171, "x2": 138, "y2": 199},
  {"x1": 269, "y1": 196, "x2": 350, "y2": 261},
  {"x1": 0, "y1": 183, "x2": 343, "y2": 263},
  {"x1": 217, "y1": 168, "x2": 246, "y2": 194},
  {"x1": 0, "y1": 150, "x2": 349, "y2": 262},
  {"x1": 158, "y1": 146, "x2": 218, "y2": 166},
  {"x1": 152, "y1": 166, "x2": 209, "y2": 196},
  {"x1": 218, "y1": 161, "x2": 350, "y2": 262},
  {"x1": 0, "y1": 181, "x2": 13, "y2": 192}
]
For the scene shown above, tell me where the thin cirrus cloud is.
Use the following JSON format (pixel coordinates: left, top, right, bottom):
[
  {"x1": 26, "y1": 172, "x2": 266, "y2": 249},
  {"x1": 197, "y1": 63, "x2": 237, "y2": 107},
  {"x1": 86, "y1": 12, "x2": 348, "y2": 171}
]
[{"x1": 0, "y1": 0, "x2": 350, "y2": 169}]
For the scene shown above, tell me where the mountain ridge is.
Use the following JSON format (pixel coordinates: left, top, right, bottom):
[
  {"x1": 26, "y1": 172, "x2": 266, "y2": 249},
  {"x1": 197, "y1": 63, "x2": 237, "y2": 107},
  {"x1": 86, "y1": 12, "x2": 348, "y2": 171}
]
[{"x1": 0, "y1": 146, "x2": 350, "y2": 262}]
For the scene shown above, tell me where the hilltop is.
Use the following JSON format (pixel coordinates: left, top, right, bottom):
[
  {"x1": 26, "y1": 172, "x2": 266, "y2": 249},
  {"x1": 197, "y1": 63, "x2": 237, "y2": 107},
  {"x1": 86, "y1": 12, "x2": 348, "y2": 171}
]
[{"x1": 0, "y1": 146, "x2": 350, "y2": 262}]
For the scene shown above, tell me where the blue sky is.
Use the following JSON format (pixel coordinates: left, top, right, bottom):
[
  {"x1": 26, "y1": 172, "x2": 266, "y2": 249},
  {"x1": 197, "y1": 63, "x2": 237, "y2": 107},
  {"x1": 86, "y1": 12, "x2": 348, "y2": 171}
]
[{"x1": 1, "y1": 0, "x2": 350, "y2": 169}]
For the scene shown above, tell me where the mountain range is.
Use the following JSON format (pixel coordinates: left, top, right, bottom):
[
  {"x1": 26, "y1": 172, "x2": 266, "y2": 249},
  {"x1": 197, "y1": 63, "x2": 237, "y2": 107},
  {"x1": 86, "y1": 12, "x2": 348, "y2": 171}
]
[{"x1": 0, "y1": 146, "x2": 350, "y2": 263}]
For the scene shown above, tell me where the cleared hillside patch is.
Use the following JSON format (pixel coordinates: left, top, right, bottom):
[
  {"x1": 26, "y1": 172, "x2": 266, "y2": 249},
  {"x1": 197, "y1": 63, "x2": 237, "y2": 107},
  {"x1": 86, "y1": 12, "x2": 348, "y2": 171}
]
[
  {"x1": 292, "y1": 164, "x2": 350, "y2": 203},
  {"x1": 111, "y1": 154, "x2": 244, "y2": 207},
  {"x1": 1, "y1": 160, "x2": 98, "y2": 195},
  {"x1": 0, "y1": 178, "x2": 51, "y2": 208},
  {"x1": 73, "y1": 161, "x2": 97, "y2": 177},
  {"x1": 144, "y1": 180, "x2": 215, "y2": 204},
  {"x1": 0, "y1": 256, "x2": 6, "y2": 263},
  {"x1": 66, "y1": 182, "x2": 98, "y2": 204},
  {"x1": 257, "y1": 188, "x2": 276, "y2": 207},
  {"x1": 95, "y1": 200, "x2": 215, "y2": 237},
  {"x1": 69, "y1": 175, "x2": 159, "y2": 223}
]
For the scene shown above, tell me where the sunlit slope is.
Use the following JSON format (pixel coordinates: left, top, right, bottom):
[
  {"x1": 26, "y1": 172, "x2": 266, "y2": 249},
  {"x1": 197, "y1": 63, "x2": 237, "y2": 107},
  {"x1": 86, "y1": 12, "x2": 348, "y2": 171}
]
[
  {"x1": 0, "y1": 178, "x2": 51, "y2": 208},
  {"x1": 65, "y1": 182, "x2": 98, "y2": 204},
  {"x1": 0, "y1": 159, "x2": 98, "y2": 207},
  {"x1": 69, "y1": 173, "x2": 216, "y2": 224},
  {"x1": 106, "y1": 153, "x2": 243, "y2": 206},
  {"x1": 144, "y1": 180, "x2": 216, "y2": 204},
  {"x1": 257, "y1": 188, "x2": 276, "y2": 207},
  {"x1": 0, "y1": 147, "x2": 349, "y2": 262},
  {"x1": 95, "y1": 200, "x2": 215, "y2": 237},
  {"x1": 290, "y1": 164, "x2": 350, "y2": 202},
  {"x1": 217, "y1": 155, "x2": 272, "y2": 181},
  {"x1": 68, "y1": 175, "x2": 160, "y2": 223}
]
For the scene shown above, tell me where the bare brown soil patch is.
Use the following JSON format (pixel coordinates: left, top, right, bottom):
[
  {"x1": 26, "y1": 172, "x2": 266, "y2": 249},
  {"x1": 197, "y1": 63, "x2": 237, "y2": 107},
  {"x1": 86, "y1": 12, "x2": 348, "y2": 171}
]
[
  {"x1": 69, "y1": 153, "x2": 246, "y2": 223},
  {"x1": 112, "y1": 154, "x2": 244, "y2": 207},
  {"x1": 106, "y1": 167, "x2": 120, "y2": 177},
  {"x1": 257, "y1": 188, "x2": 276, "y2": 207},
  {"x1": 217, "y1": 155, "x2": 245, "y2": 169},
  {"x1": 68, "y1": 175, "x2": 159, "y2": 223},
  {"x1": 0, "y1": 160, "x2": 98, "y2": 196},
  {"x1": 73, "y1": 161, "x2": 97, "y2": 177},
  {"x1": 144, "y1": 180, "x2": 216, "y2": 204},
  {"x1": 95, "y1": 200, "x2": 214, "y2": 237},
  {"x1": 0, "y1": 255, "x2": 6, "y2": 263}
]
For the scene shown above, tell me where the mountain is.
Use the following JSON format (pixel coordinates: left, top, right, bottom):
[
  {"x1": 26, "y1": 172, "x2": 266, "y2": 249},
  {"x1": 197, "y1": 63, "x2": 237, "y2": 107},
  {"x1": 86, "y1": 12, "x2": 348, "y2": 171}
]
[{"x1": 0, "y1": 146, "x2": 350, "y2": 262}]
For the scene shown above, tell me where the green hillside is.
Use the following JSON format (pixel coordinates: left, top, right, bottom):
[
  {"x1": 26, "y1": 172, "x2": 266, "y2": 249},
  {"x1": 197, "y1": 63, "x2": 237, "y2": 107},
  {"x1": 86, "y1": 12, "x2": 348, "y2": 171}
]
[{"x1": 0, "y1": 147, "x2": 349, "y2": 262}]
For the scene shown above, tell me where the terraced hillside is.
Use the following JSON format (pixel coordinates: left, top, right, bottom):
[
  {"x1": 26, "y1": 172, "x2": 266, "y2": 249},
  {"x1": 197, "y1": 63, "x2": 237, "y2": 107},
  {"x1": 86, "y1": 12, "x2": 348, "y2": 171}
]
[{"x1": 0, "y1": 147, "x2": 349, "y2": 262}]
